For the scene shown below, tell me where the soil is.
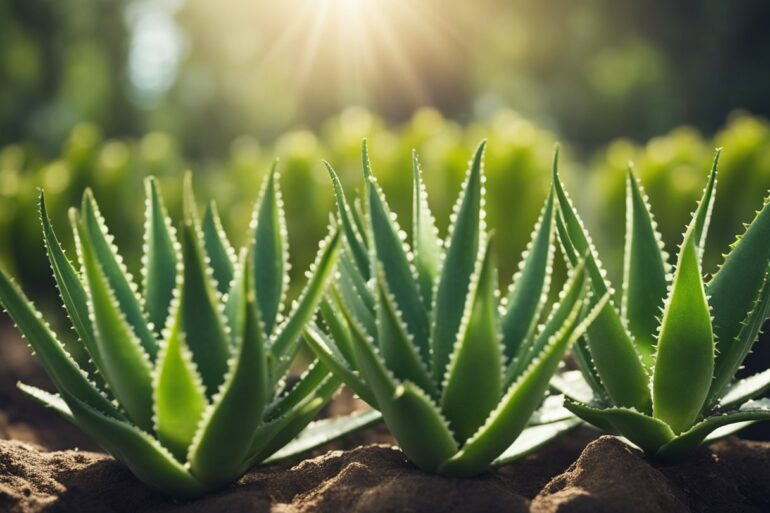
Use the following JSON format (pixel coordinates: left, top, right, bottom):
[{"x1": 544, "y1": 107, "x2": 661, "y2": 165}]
[{"x1": 4, "y1": 321, "x2": 770, "y2": 512}]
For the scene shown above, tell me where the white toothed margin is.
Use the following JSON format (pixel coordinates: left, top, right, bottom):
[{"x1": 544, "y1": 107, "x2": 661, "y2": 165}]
[
  {"x1": 412, "y1": 151, "x2": 444, "y2": 269},
  {"x1": 208, "y1": 201, "x2": 238, "y2": 275},
  {"x1": 394, "y1": 380, "x2": 458, "y2": 444}
]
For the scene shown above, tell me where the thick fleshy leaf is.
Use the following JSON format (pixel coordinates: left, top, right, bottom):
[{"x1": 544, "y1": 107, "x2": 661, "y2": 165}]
[
  {"x1": 269, "y1": 229, "x2": 341, "y2": 384},
  {"x1": 622, "y1": 168, "x2": 668, "y2": 364},
  {"x1": 153, "y1": 292, "x2": 207, "y2": 460},
  {"x1": 708, "y1": 191, "x2": 770, "y2": 371},
  {"x1": 439, "y1": 289, "x2": 602, "y2": 476},
  {"x1": 565, "y1": 399, "x2": 675, "y2": 455},
  {"x1": 720, "y1": 368, "x2": 770, "y2": 411},
  {"x1": 326, "y1": 162, "x2": 371, "y2": 280},
  {"x1": 251, "y1": 163, "x2": 289, "y2": 334},
  {"x1": 431, "y1": 141, "x2": 486, "y2": 381},
  {"x1": 264, "y1": 409, "x2": 382, "y2": 464},
  {"x1": 411, "y1": 151, "x2": 442, "y2": 306},
  {"x1": 63, "y1": 391, "x2": 204, "y2": 498},
  {"x1": 80, "y1": 190, "x2": 157, "y2": 359},
  {"x1": 501, "y1": 188, "x2": 554, "y2": 363},
  {"x1": 39, "y1": 193, "x2": 102, "y2": 370},
  {"x1": 549, "y1": 370, "x2": 596, "y2": 404},
  {"x1": 710, "y1": 265, "x2": 770, "y2": 403},
  {"x1": 187, "y1": 272, "x2": 267, "y2": 489},
  {"x1": 366, "y1": 169, "x2": 430, "y2": 363},
  {"x1": 440, "y1": 239, "x2": 501, "y2": 441},
  {"x1": 656, "y1": 399, "x2": 770, "y2": 462},
  {"x1": 652, "y1": 225, "x2": 714, "y2": 434},
  {"x1": 17, "y1": 383, "x2": 75, "y2": 422},
  {"x1": 344, "y1": 305, "x2": 459, "y2": 472},
  {"x1": 0, "y1": 269, "x2": 121, "y2": 419},
  {"x1": 202, "y1": 201, "x2": 236, "y2": 296},
  {"x1": 336, "y1": 254, "x2": 376, "y2": 337},
  {"x1": 692, "y1": 151, "x2": 719, "y2": 259},
  {"x1": 492, "y1": 418, "x2": 581, "y2": 466},
  {"x1": 265, "y1": 360, "x2": 329, "y2": 421},
  {"x1": 141, "y1": 177, "x2": 179, "y2": 334},
  {"x1": 319, "y1": 298, "x2": 356, "y2": 365},
  {"x1": 375, "y1": 265, "x2": 437, "y2": 397},
  {"x1": 77, "y1": 219, "x2": 154, "y2": 430},
  {"x1": 179, "y1": 221, "x2": 231, "y2": 396},
  {"x1": 303, "y1": 325, "x2": 377, "y2": 407}
]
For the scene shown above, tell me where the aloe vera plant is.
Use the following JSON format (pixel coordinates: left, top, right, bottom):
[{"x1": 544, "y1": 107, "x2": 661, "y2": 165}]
[
  {"x1": 0, "y1": 168, "x2": 383, "y2": 498},
  {"x1": 552, "y1": 150, "x2": 770, "y2": 461},
  {"x1": 305, "y1": 141, "x2": 605, "y2": 476}
]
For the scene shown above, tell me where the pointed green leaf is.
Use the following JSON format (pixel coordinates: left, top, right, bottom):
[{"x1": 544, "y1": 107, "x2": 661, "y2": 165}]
[
  {"x1": 653, "y1": 226, "x2": 714, "y2": 434},
  {"x1": 336, "y1": 254, "x2": 376, "y2": 337},
  {"x1": 319, "y1": 298, "x2": 356, "y2": 365},
  {"x1": 39, "y1": 193, "x2": 102, "y2": 370},
  {"x1": 62, "y1": 391, "x2": 204, "y2": 498},
  {"x1": 656, "y1": 399, "x2": 770, "y2": 462},
  {"x1": 17, "y1": 383, "x2": 75, "y2": 422},
  {"x1": 710, "y1": 264, "x2": 770, "y2": 403},
  {"x1": 440, "y1": 239, "x2": 501, "y2": 441},
  {"x1": 431, "y1": 141, "x2": 486, "y2": 380},
  {"x1": 492, "y1": 418, "x2": 581, "y2": 467},
  {"x1": 202, "y1": 201, "x2": 235, "y2": 296},
  {"x1": 501, "y1": 188, "x2": 555, "y2": 363},
  {"x1": 0, "y1": 269, "x2": 121, "y2": 419},
  {"x1": 565, "y1": 399, "x2": 676, "y2": 455},
  {"x1": 325, "y1": 162, "x2": 371, "y2": 280},
  {"x1": 266, "y1": 360, "x2": 329, "y2": 421},
  {"x1": 622, "y1": 167, "x2": 668, "y2": 363},
  {"x1": 411, "y1": 151, "x2": 442, "y2": 306},
  {"x1": 153, "y1": 291, "x2": 207, "y2": 461},
  {"x1": 187, "y1": 271, "x2": 267, "y2": 489},
  {"x1": 269, "y1": 229, "x2": 341, "y2": 383},
  {"x1": 375, "y1": 264, "x2": 437, "y2": 397},
  {"x1": 77, "y1": 219, "x2": 154, "y2": 430},
  {"x1": 720, "y1": 368, "x2": 770, "y2": 411},
  {"x1": 692, "y1": 150, "x2": 720, "y2": 259},
  {"x1": 80, "y1": 190, "x2": 157, "y2": 359},
  {"x1": 141, "y1": 177, "x2": 179, "y2": 335},
  {"x1": 251, "y1": 163, "x2": 289, "y2": 334}
]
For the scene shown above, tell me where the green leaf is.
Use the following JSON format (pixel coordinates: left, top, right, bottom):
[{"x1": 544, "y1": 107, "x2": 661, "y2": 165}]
[
  {"x1": 622, "y1": 167, "x2": 668, "y2": 365},
  {"x1": 0, "y1": 269, "x2": 121, "y2": 419},
  {"x1": 501, "y1": 188, "x2": 555, "y2": 363},
  {"x1": 375, "y1": 265, "x2": 437, "y2": 398},
  {"x1": 17, "y1": 383, "x2": 75, "y2": 423},
  {"x1": 720, "y1": 368, "x2": 770, "y2": 411},
  {"x1": 366, "y1": 167, "x2": 431, "y2": 363},
  {"x1": 141, "y1": 177, "x2": 179, "y2": 335},
  {"x1": 266, "y1": 360, "x2": 329, "y2": 421},
  {"x1": 710, "y1": 264, "x2": 770, "y2": 403},
  {"x1": 319, "y1": 298, "x2": 356, "y2": 365},
  {"x1": 269, "y1": 229, "x2": 341, "y2": 384},
  {"x1": 692, "y1": 150, "x2": 720, "y2": 259},
  {"x1": 708, "y1": 190, "x2": 770, "y2": 371},
  {"x1": 440, "y1": 239, "x2": 501, "y2": 442},
  {"x1": 62, "y1": 391, "x2": 204, "y2": 498},
  {"x1": 39, "y1": 193, "x2": 102, "y2": 371},
  {"x1": 411, "y1": 151, "x2": 442, "y2": 307},
  {"x1": 652, "y1": 225, "x2": 714, "y2": 434},
  {"x1": 656, "y1": 399, "x2": 770, "y2": 462},
  {"x1": 264, "y1": 410, "x2": 382, "y2": 464},
  {"x1": 251, "y1": 163, "x2": 289, "y2": 334},
  {"x1": 440, "y1": 289, "x2": 602, "y2": 477},
  {"x1": 202, "y1": 201, "x2": 235, "y2": 296},
  {"x1": 153, "y1": 291, "x2": 207, "y2": 461},
  {"x1": 80, "y1": 190, "x2": 157, "y2": 359},
  {"x1": 336, "y1": 254, "x2": 376, "y2": 337},
  {"x1": 325, "y1": 162, "x2": 370, "y2": 280},
  {"x1": 431, "y1": 141, "x2": 486, "y2": 381},
  {"x1": 179, "y1": 221, "x2": 231, "y2": 397},
  {"x1": 492, "y1": 418, "x2": 581, "y2": 467},
  {"x1": 77, "y1": 219, "x2": 154, "y2": 431},
  {"x1": 565, "y1": 399, "x2": 675, "y2": 455},
  {"x1": 187, "y1": 269, "x2": 267, "y2": 489}
]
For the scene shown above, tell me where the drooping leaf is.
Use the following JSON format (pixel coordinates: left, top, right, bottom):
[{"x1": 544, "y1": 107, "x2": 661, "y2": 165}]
[
  {"x1": 440, "y1": 239, "x2": 501, "y2": 441},
  {"x1": 431, "y1": 141, "x2": 486, "y2": 381},
  {"x1": 622, "y1": 167, "x2": 668, "y2": 364},
  {"x1": 411, "y1": 151, "x2": 442, "y2": 307},
  {"x1": 141, "y1": 177, "x2": 179, "y2": 334},
  {"x1": 202, "y1": 201, "x2": 235, "y2": 296},
  {"x1": 501, "y1": 187, "x2": 554, "y2": 363},
  {"x1": 652, "y1": 225, "x2": 714, "y2": 434}
]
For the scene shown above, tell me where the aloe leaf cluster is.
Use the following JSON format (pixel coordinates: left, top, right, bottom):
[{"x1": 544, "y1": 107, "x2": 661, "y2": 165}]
[
  {"x1": 0, "y1": 168, "x2": 370, "y2": 497},
  {"x1": 553, "y1": 151, "x2": 770, "y2": 461},
  {"x1": 305, "y1": 142, "x2": 603, "y2": 476}
]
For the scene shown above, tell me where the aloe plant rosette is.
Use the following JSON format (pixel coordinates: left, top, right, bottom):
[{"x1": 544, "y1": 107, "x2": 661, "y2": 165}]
[
  {"x1": 305, "y1": 142, "x2": 605, "y2": 476},
  {"x1": 0, "y1": 168, "x2": 381, "y2": 498},
  {"x1": 552, "y1": 150, "x2": 770, "y2": 461}
]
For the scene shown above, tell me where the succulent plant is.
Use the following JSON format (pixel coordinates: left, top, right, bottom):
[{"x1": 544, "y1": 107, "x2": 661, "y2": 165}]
[
  {"x1": 552, "y1": 151, "x2": 770, "y2": 461},
  {"x1": 305, "y1": 141, "x2": 605, "y2": 476},
  {"x1": 0, "y1": 168, "x2": 381, "y2": 498}
]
